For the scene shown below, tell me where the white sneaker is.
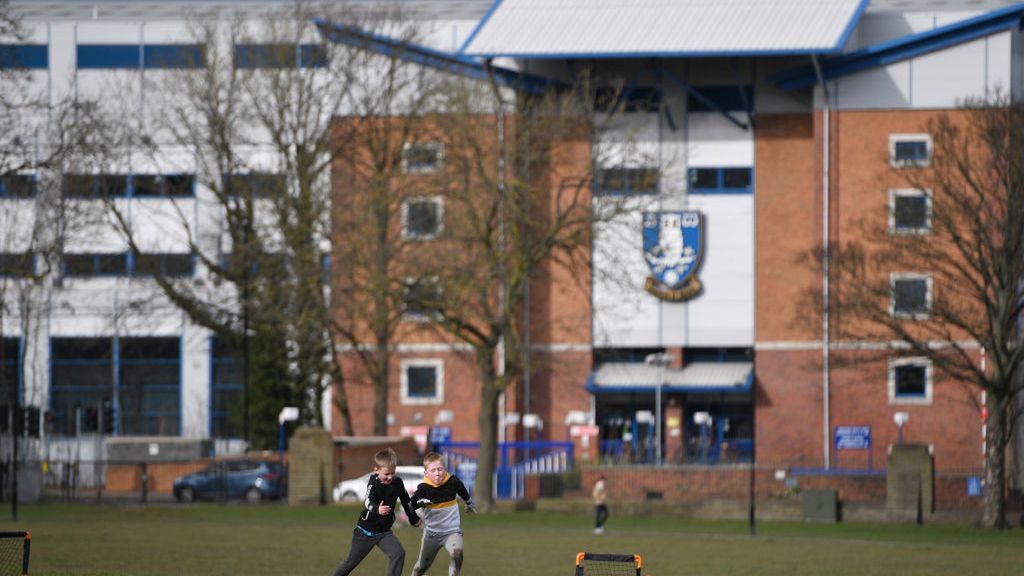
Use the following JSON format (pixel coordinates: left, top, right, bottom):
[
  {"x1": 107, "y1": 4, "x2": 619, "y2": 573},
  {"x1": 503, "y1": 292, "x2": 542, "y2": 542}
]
[{"x1": 593, "y1": 527, "x2": 604, "y2": 534}]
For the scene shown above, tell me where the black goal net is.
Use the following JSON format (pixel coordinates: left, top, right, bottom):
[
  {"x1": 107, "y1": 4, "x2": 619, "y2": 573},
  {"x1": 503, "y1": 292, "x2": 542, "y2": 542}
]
[
  {"x1": 0, "y1": 532, "x2": 29, "y2": 576},
  {"x1": 574, "y1": 553, "x2": 641, "y2": 576}
]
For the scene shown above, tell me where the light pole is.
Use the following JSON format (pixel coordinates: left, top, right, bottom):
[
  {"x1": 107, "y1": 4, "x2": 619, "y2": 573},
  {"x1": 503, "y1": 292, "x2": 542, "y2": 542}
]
[{"x1": 645, "y1": 353, "x2": 674, "y2": 466}]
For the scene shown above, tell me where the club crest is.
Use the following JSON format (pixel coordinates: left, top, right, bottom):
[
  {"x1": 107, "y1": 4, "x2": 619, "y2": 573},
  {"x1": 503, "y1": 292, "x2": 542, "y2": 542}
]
[{"x1": 642, "y1": 210, "x2": 703, "y2": 301}]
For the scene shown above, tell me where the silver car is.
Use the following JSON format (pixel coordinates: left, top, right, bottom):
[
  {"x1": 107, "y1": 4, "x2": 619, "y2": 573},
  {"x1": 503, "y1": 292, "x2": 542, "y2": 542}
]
[{"x1": 333, "y1": 465, "x2": 423, "y2": 503}]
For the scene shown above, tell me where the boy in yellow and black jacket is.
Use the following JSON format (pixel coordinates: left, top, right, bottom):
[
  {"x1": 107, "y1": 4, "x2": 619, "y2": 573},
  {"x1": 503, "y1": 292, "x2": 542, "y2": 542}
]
[{"x1": 409, "y1": 452, "x2": 475, "y2": 576}]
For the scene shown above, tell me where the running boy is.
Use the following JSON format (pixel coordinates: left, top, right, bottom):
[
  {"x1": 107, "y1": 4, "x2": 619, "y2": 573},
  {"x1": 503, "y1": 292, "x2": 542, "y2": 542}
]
[
  {"x1": 330, "y1": 448, "x2": 420, "y2": 576},
  {"x1": 409, "y1": 452, "x2": 476, "y2": 576}
]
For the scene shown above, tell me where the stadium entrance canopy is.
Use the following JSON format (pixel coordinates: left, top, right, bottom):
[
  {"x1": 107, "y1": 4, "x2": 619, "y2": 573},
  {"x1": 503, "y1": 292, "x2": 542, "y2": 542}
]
[{"x1": 585, "y1": 362, "x2": 752, "y2": 394}]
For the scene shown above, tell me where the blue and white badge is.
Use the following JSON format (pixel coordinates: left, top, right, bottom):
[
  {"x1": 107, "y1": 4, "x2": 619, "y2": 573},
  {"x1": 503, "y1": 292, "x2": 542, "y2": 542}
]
[{"x1": 642, "y1": 210, "x2": 703, "y2": 301}]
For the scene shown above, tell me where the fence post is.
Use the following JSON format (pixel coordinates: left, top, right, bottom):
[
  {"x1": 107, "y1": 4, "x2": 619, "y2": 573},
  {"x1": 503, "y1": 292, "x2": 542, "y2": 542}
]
[{"x1": 140, "y1": 462, "x2": 148, "y2": 504}]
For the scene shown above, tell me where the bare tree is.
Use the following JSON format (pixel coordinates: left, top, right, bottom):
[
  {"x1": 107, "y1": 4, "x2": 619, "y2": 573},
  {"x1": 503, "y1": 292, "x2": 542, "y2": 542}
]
[
  {"x1": 99, "y1": 1, "x2": 373, "y2": 446},
  {"x1": 807, "y1": 95, "x2": 1024, "y2": 528},
  {"x1": 327, "y1": 11, "x2": 451, "y2": 437},
  {"x1": 402, "y1": 74, "x2": 629, "y2": 510}
]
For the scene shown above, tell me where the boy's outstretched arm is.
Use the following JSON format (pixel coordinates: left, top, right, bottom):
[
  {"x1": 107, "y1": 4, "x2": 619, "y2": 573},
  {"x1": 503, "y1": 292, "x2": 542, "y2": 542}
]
[
  {"x1": 399, "y1": 481, "x2": 421, "y2": 526},
  {"x1": 456, "y1": 476, "x2": 475, "y2": 513}
]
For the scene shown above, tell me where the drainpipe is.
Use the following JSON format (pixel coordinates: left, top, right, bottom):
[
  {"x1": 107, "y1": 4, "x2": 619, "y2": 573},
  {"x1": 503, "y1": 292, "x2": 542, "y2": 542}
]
[{"x1": 812, "y1": 55, "x2": 831, "y2": 469}]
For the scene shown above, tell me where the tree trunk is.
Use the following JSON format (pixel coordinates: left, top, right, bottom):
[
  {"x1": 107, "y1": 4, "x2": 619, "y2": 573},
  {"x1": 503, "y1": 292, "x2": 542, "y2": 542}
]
[
  {"x1": 373, "y1": 348, "x2": 390, "y2": 436},
  {"x1": 474, "y1": 351, "x2": 500, "y2": 512},
  {"x1": 981, "y1": 393, "x2": 1008, "y2": 529}
]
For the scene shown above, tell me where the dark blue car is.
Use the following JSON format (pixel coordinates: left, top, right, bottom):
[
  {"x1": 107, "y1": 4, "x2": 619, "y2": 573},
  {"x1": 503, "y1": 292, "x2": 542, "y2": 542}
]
[{"x1": 173, "y1": 459, "x2": 286, "y2": 503}]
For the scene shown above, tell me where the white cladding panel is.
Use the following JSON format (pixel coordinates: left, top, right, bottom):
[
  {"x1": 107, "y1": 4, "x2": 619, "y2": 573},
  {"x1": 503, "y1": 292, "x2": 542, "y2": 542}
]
[
  {"x1": 834, "y1": 32, "x2": 1011, "y2": 109},
  {"x1": 592, "y1": 194, "x2": 754, "y2": 347}
]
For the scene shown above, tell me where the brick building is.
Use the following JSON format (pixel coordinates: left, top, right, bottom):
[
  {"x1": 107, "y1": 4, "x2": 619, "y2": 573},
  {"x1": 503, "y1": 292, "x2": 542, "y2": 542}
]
[{"x1": 326, "y1": 0, "x2": 1024, "y2": 490}]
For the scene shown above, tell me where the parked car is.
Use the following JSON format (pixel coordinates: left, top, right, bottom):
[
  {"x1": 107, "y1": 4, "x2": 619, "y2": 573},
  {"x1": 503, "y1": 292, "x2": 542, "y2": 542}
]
[
  {"x1": 333, "y1": 465, "x2": 423, "y2": 503},
  {"x1": 173, "y1": 459, "x2": 286, "y2": 503}
]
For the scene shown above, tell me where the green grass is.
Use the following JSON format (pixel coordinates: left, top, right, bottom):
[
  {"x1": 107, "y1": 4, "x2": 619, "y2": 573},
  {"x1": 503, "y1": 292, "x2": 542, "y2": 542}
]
[{"x1": 0, "y1": 503, "x2": 1022, "y2": 575}]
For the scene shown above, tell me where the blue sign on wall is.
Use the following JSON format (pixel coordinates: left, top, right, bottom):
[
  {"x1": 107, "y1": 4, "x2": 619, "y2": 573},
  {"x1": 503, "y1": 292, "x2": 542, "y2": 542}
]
[
  {"x1": 834, "y1": 426, "x2": 871, "y2": 450},
  {"x1": 429, "y1": 426, "x2": 452, "y2": 447},
  {"x1": 967, "y1": 476, "x2": 982, "y2": 497}
]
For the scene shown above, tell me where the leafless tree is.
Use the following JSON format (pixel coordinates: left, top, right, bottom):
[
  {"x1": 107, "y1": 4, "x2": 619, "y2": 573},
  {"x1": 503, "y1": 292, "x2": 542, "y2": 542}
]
[
  {"x1": 98, "y1": 1, "x2": 382, "y2": 446},
  {"x1": 806, "y1": 94, "x2": 1024, "y2": 528}
]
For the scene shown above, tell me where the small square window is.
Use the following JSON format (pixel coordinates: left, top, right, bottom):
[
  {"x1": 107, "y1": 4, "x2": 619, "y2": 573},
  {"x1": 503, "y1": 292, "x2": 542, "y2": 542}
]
[
  {"x1": 401, "y1": 359, "x2": 443, "y2": 404},
  {"x1": 890, "y1": 189, "x2": 931, "y2": 234},
  {"x1": 891, "y1": 274, "x2": 931, "y2": 318},
  {"x1": 403, "y1": 277, "x2": 440, "y2": 321},
  {"x1": 402, "y1": 142, "x2": 443, "y2": 174},
  {"x1": 890, "y1": 134, "x2": 931, "y2": 167},
  {"x1": 889, "y1": 357, "x2": 932, "y2": 404},
  {"x1": 402, "y1": 197, "x2": 443, "y2": 239}
]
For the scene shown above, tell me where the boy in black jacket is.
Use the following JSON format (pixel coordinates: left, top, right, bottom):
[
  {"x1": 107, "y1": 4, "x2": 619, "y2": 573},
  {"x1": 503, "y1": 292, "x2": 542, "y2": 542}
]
[
  {"x1": 409, "y1": 452, "x2": 475, "y2": 576},
  {"x1": 330, "y1": 448, "x2": 420, "y2": 576}
]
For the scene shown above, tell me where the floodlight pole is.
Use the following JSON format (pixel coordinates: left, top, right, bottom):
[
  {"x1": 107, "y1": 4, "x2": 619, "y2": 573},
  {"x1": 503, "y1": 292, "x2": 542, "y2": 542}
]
[{"x1": 645, "y1": 353, "x2": 674, "y2": 466}]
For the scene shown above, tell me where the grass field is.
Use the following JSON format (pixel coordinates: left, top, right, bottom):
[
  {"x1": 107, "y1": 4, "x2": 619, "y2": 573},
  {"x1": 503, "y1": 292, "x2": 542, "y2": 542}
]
[{"x1": 0, "y1": 502, "x2": 1022, "y2": 576}]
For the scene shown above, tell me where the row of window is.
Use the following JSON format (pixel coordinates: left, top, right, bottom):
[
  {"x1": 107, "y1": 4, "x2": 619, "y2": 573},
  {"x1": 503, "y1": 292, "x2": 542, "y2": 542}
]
[
  {"x1": 0, "y1": 43, "x2": 327, "y2": 70},
  {"x1": 1, "y1": 252, "x2": 194, "y2": 278},
  {"x1": 3, "y1": 335, "x2": 442, "y2": 437},
  {"x1": 1, "y1": 173, "x2": 293, "y2": 200},
  {"x1": 593, "y1": 166, "x2": 754, "y2": 196},
  {"x1": 4, "y1": 330, "x2": 932, "y2": 440},
  {"x1": 593, "y1": 85, "x2": 754, "y2": 114}
]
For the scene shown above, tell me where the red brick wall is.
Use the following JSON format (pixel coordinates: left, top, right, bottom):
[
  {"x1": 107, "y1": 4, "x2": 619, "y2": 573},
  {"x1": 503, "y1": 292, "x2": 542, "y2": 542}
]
[{"x1": 576, "y1": 467, "x2": 986, "y2": 512}]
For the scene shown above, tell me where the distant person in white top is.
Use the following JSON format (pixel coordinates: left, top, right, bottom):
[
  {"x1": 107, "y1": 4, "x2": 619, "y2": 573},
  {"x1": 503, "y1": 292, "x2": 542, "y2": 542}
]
[
  {"x1": 409, "y1": 452, "x2": 475, "y2": 576},
  {"x1": 592, "y1": 475, "x2": 608, "y2": 534}
]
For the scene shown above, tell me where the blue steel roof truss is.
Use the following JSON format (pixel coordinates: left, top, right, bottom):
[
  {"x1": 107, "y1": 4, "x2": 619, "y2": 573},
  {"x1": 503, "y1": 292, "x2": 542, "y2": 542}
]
[{"x1": 313, "y1": 18, "x2": 551, "y2": 96}]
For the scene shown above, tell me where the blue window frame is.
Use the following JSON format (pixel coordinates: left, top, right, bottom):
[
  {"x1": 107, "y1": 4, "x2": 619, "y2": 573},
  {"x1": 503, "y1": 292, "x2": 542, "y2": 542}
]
[
  {"x1": 594, "y1": 167, "x2": 659, "y2": 195},
  {"x1": 62, "y1": 252, "x2": 194, "y2": 278},
  {"x1": 49, "y1": 336, "x2": 181, "y2": 436},
  {"x1": 118, "y1": 337, "x2": 181, "y2": 435},
  {"x1": 63, "y1": 173, "x2": 196, "y2": 198},
  {"x1": 131, "y1": 174, "x2": 195, "y2": 197},
  {"x1": 78, "y1": 44, "x2": 204, "y2": 69},
  {"x1": 890, "y1": 134, "x2": 931, "y2": 167},
  {"x1": 687, "y1": 85, "x2": 753, "y2": 112},
  {"x1": 0, "y1": 44, "x2": 48, "y2": 69},
  {"x1": 0, "y1": 174, "x2": 37, "y2": 198},
  {"x1": 143, "y1": 44, "x2": 205, "y2": 69},
  {"x1": 0, "y1": 252, "x2": 35, "y2": 277},
  {"x1": 77, "y1": 44, "x2": 140, "y2": 69},
  {"x1": 132, "y1": 253, "x2": 195, "y2": 278},
  {"x1": 63, "y1": 174, "x2": 129, "y2": 198},
  {"x1": 49, "y1": 337, "x2": 114, "y2": 435},
  {"x1": 234, "y1": 43, "x2": 327, "y2": 69},
  {"x1": 210, "y1": 336, "x2": 243, "y2": 438},
  {"x1": 688, "y1": 167, "x2": 753, "y2": 194},
  {"x1": 62, "y1": 253, "x2": 129, "y2": 277}
]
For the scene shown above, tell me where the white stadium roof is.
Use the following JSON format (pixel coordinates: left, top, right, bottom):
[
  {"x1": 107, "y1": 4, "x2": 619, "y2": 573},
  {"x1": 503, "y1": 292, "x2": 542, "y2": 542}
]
[{"x1": 460, "y1": 0, "x2": 870, "y2": 58}]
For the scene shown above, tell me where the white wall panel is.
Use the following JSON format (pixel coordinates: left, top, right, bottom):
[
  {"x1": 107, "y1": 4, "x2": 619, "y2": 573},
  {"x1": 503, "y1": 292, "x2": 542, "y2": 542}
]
[
  {"x1": 180, "y1": 322, "x2": 211, "y2": 438},
  {"x1": 591, "y1": 192, "x2": 754, "y2": 347},
  {"x1": 834, "y1": 61, "x2": 911, "y2": 109},
  {"x1": 912, "y1": 37, "x2": 988, "y2": 108},
  {"x1": 75, "y1": 22, "x2": 143, "y2": 44}
]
